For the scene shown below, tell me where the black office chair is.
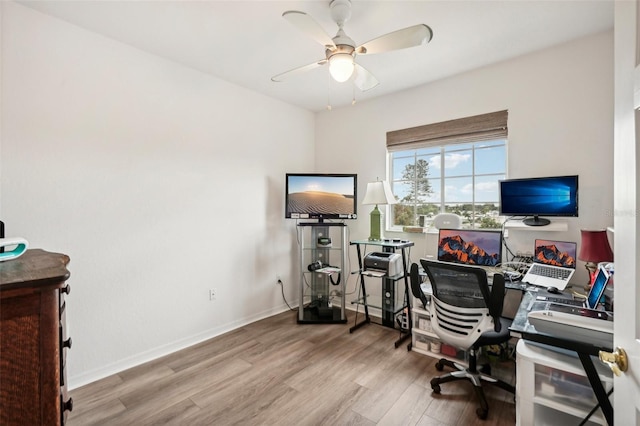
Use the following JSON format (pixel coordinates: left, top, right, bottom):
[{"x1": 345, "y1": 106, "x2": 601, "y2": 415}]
[{"x1": 418, "y1": 259, "x2": 515, "y2": 420}]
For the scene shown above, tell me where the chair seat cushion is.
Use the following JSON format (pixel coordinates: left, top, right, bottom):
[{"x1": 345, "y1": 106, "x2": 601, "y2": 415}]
[{"x1": 475, "y1": 317, "x2": 512, "y2": 347}]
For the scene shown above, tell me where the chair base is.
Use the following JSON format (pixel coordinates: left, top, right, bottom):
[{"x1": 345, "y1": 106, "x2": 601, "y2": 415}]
[{"x1": 430, "y1": 357, "x2": 515, "y2": 420}]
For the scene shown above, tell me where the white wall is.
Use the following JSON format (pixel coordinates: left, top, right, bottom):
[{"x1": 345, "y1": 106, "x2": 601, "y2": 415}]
[
  {"x1": 316, "y1": 30, "x2": 614, "y2": 288},
  {"x1": 1, "y1": 2, "x2": 314, "y2": 388}
]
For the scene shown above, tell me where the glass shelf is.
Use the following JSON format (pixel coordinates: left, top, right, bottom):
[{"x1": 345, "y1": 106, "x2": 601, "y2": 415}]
[
  {"x1": 350, "y1": 239, "x2": 414, "y2": 249},
  {"x1": 351, "y1": 293, "x2": 406, "y2": 314},
  {"x1": 351, "y1": 269, "x2": 407, "y2": 281}
]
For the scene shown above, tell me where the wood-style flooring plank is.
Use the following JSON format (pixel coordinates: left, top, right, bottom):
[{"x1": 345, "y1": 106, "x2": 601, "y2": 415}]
[
  {"x1": 376, "y1": 382, "x2": 433, "y2": 425},
  {"x1": 67, "y1": 309, "x2": 516, "y2": 425}
]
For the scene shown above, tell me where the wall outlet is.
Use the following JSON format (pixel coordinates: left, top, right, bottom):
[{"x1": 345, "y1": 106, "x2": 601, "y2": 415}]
[{"x1": 209, "y1": 288, "x2": 217, "y2": 301}]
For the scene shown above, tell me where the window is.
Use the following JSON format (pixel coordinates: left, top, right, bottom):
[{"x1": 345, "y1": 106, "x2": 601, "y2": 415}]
[{"x1": 386, "y1": 111, "x2": 508, "y2": 230}]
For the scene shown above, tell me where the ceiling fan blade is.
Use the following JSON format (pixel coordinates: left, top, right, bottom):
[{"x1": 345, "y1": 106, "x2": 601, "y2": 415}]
[
  {"x1": 355, "y1": 24, "x2": 433, "y2": 55},
  {"x1": 353, "y1": 63, "x2": 379, "y2": 92},
  {"x1": 271, "y1": 59, "x2": 328, "y2": 82},
  {"x1": 283, "y1": 11, "x2": 336, "y2": 49}
]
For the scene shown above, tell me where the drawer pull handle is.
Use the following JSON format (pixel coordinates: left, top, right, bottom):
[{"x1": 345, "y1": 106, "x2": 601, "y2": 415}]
[
  {"x1": 61, "y1": 285, "x2": 71, "y2": 295},
  {"x1": 63, "y1": 397, "x2": 74, "y2": 412},
  {"x1": 63, "y1": 337, "x2": 72, "y2": 349}
]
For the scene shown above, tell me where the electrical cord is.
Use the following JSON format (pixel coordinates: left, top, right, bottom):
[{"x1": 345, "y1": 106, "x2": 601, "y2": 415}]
[
  {"x1": 501, "y1": 217, "x2": 520, "y2": 262},
  {"x1": 277, "y1": 279, "x2": 296, "y2": 311},
  {"x1": 498, "y1": 261, "x2": 532, "y2": 283}
]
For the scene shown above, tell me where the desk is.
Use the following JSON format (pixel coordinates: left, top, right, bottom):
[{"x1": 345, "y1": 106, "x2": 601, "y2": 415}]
[
  {"x1": 510, "y1": 291, "x2": 614, "y2": 425},
  {"x1": 349, "y1": 239, "x2": 414, "y2": 348}
]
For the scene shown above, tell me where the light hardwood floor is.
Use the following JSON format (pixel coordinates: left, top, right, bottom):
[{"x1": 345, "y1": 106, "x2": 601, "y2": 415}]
[{"x1": 67, "y1": 310, "x2": 516, "y2": 425}]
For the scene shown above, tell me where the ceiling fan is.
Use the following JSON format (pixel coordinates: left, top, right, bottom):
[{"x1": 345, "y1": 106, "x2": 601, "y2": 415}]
[{"x1": 271, "y1": 0, "x2": 433, "y2": 92}]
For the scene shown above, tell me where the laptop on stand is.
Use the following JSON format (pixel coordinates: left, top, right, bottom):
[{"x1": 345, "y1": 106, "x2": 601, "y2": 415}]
[{"x1": 522, "y1": 239, "x2": 577, "y2": 291}]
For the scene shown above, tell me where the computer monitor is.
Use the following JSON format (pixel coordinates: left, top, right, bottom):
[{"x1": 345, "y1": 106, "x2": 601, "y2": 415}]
[
  {"x1": 499, "y1": 175, "x2": 579, "y2": 226},
  {"x1": 437, "y1": 228, "x2": 503, "y2": 267}
]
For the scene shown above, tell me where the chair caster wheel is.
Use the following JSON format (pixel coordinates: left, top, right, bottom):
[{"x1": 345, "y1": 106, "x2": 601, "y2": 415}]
[
  {"x1": 435, "y1": 361, "x2": 444, "y2": 371},
  {"x1": 476, "y1": 408, "x2": 488, "y2": 420},
  {"x1": 430, "y1": 379, "x2": 441, "y2": 394}
]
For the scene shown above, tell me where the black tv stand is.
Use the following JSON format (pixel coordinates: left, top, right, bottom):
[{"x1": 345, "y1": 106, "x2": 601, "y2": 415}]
[{"x1": 523, "y1": 215, "x2": 550, "y2": 226}]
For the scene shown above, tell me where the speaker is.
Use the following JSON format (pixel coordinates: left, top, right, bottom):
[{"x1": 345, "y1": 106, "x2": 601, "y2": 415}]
[{"x1": 432, "y1": 213, "x2": 462, "y2": 229}]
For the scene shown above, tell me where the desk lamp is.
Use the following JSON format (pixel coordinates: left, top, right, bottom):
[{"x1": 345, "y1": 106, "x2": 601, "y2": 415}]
[
  {"x1": 578, "y1": 229, "x2": 613, "y2": 288},
  {"x1": 362, "y1": 179, "x2": 396, "y2": 241}
]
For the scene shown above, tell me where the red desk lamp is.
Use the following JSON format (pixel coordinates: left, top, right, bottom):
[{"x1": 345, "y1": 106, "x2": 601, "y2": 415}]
[{"x1": 578, "y1": 229, "x2": 613, "y2": 288}]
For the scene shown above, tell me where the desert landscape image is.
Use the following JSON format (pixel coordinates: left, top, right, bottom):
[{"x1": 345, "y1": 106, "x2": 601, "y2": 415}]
[
  {"x1": 286, "y1": 175, "x2": 356, "y2": 216},
  {"x1": 288, "y1": 191, "x2": 354, "y2": 215}
]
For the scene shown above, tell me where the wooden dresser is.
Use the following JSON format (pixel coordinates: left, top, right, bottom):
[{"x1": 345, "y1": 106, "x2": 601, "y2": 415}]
[{"x1": 0, "y1": 249, "x2": 73, "y2": 425}]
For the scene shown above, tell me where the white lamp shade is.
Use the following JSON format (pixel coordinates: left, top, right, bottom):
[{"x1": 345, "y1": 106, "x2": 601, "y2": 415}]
[
  {"x1": 329, "y1": 53, "x2": 355, "y2": 82},
  {"x1": 362, "y1": 181, "x2": 397, "y2": 205}
]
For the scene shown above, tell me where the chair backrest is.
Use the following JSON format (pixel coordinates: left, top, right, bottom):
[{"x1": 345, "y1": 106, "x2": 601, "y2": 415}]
[
  {"x1": 420, "y1": 258, "x2": 506, "y2": 350},
  {"x1": 432, "y1": 213, "x2": 462, "y2": 229}
]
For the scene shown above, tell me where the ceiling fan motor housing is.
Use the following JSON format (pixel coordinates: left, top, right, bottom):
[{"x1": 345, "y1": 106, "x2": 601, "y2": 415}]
[{"x1": 326, "y1": 44, "x2": 355, "y2": 59}]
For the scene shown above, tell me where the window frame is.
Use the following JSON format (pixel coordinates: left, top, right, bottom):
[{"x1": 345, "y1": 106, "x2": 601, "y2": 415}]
[
  {"x1": 387, "y1": 139, "x2": 507, "y2": 230},
  {"x1": 385, "y1": 111, "x2": 508, "y2": 231}
]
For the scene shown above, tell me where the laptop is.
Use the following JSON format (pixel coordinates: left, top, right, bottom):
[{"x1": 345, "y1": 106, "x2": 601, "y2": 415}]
[
  {"x1": 522, "y1": 239, "x2": 577, "y2": 290},
  {"x1": 538, "y1": 265, "x2": 611, "y2": 309}
]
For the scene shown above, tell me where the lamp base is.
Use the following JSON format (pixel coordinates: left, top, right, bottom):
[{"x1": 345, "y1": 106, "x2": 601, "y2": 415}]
[{"x1": 369, "y1": 205, "x2": 383, "y2": 241}]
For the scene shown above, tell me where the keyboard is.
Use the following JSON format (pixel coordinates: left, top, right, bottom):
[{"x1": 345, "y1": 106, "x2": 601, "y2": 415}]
[
  {"x1": 529, "y1": 264, "x2": 572, "y2": 280},
  {"x1": 537, "y1": 296, "x2": 583, "y2": 306}
]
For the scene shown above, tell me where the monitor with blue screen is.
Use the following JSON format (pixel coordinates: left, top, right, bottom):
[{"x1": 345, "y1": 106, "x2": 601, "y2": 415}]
[{"x1": 499, "y1": 175, "x2": 579, "y2": 226}]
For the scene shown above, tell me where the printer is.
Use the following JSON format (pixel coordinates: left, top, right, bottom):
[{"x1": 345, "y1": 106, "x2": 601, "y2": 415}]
[
  {"x1": 527, "y1": 304, "x2": 613, "y2": 348},
  {"x1": 364, "y1": 252, "x2": 403, "y2": 276}
]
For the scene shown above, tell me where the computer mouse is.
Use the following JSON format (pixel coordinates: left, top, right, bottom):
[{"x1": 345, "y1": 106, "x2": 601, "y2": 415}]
[{"x1": 547, "y1": 286, "x2": 560, "y2": 294}]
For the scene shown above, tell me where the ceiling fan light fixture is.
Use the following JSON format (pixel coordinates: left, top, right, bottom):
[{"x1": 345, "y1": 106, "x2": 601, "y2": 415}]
[{"x1": 329, "y1": 53, "x2": 354, "y2": 82}]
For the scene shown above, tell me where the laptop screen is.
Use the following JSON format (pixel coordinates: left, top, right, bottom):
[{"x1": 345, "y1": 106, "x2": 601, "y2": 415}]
[
  {"x1": 533, "y1": 239, "x2": 577, "y2": 268},
  {"x1": 586, "y1": 266, "x2": 610, "y2": 309}
]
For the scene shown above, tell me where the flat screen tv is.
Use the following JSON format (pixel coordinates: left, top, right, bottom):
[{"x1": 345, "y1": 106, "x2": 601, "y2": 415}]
[
  {"x1": 285, "y1": 173, "x2": 357, "y2": 222},
  {"x1": 499, "y1": 175, "x2": 579, "y2": 226},
  {"x1": 437, "y1": 229, "x2": 503, "y2": 267}
]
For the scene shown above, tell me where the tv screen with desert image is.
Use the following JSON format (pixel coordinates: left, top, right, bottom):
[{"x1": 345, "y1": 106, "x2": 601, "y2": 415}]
[{"x1": 285, "y1": 174, "x2": 357, "y2": 220}]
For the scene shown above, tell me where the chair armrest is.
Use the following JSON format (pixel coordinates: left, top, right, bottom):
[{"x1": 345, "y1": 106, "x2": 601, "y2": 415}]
[{"x1": 489, "y1": 273, "x2": 505, "y2": 332}]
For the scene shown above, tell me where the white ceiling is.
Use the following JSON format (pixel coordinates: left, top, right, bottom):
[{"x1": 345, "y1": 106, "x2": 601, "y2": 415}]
[{"x1": 17, "y1": 0, "x2": 614, "y2": 112}]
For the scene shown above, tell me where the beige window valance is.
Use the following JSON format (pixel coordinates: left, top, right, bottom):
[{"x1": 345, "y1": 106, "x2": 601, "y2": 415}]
[{"x1": 386, "y1": 110, "x2": 508, "y2": 152}]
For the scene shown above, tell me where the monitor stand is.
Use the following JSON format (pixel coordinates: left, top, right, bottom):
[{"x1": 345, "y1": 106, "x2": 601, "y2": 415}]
[{"x1": 523, "y1": 215, "x2": 550, "y2": 226}]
